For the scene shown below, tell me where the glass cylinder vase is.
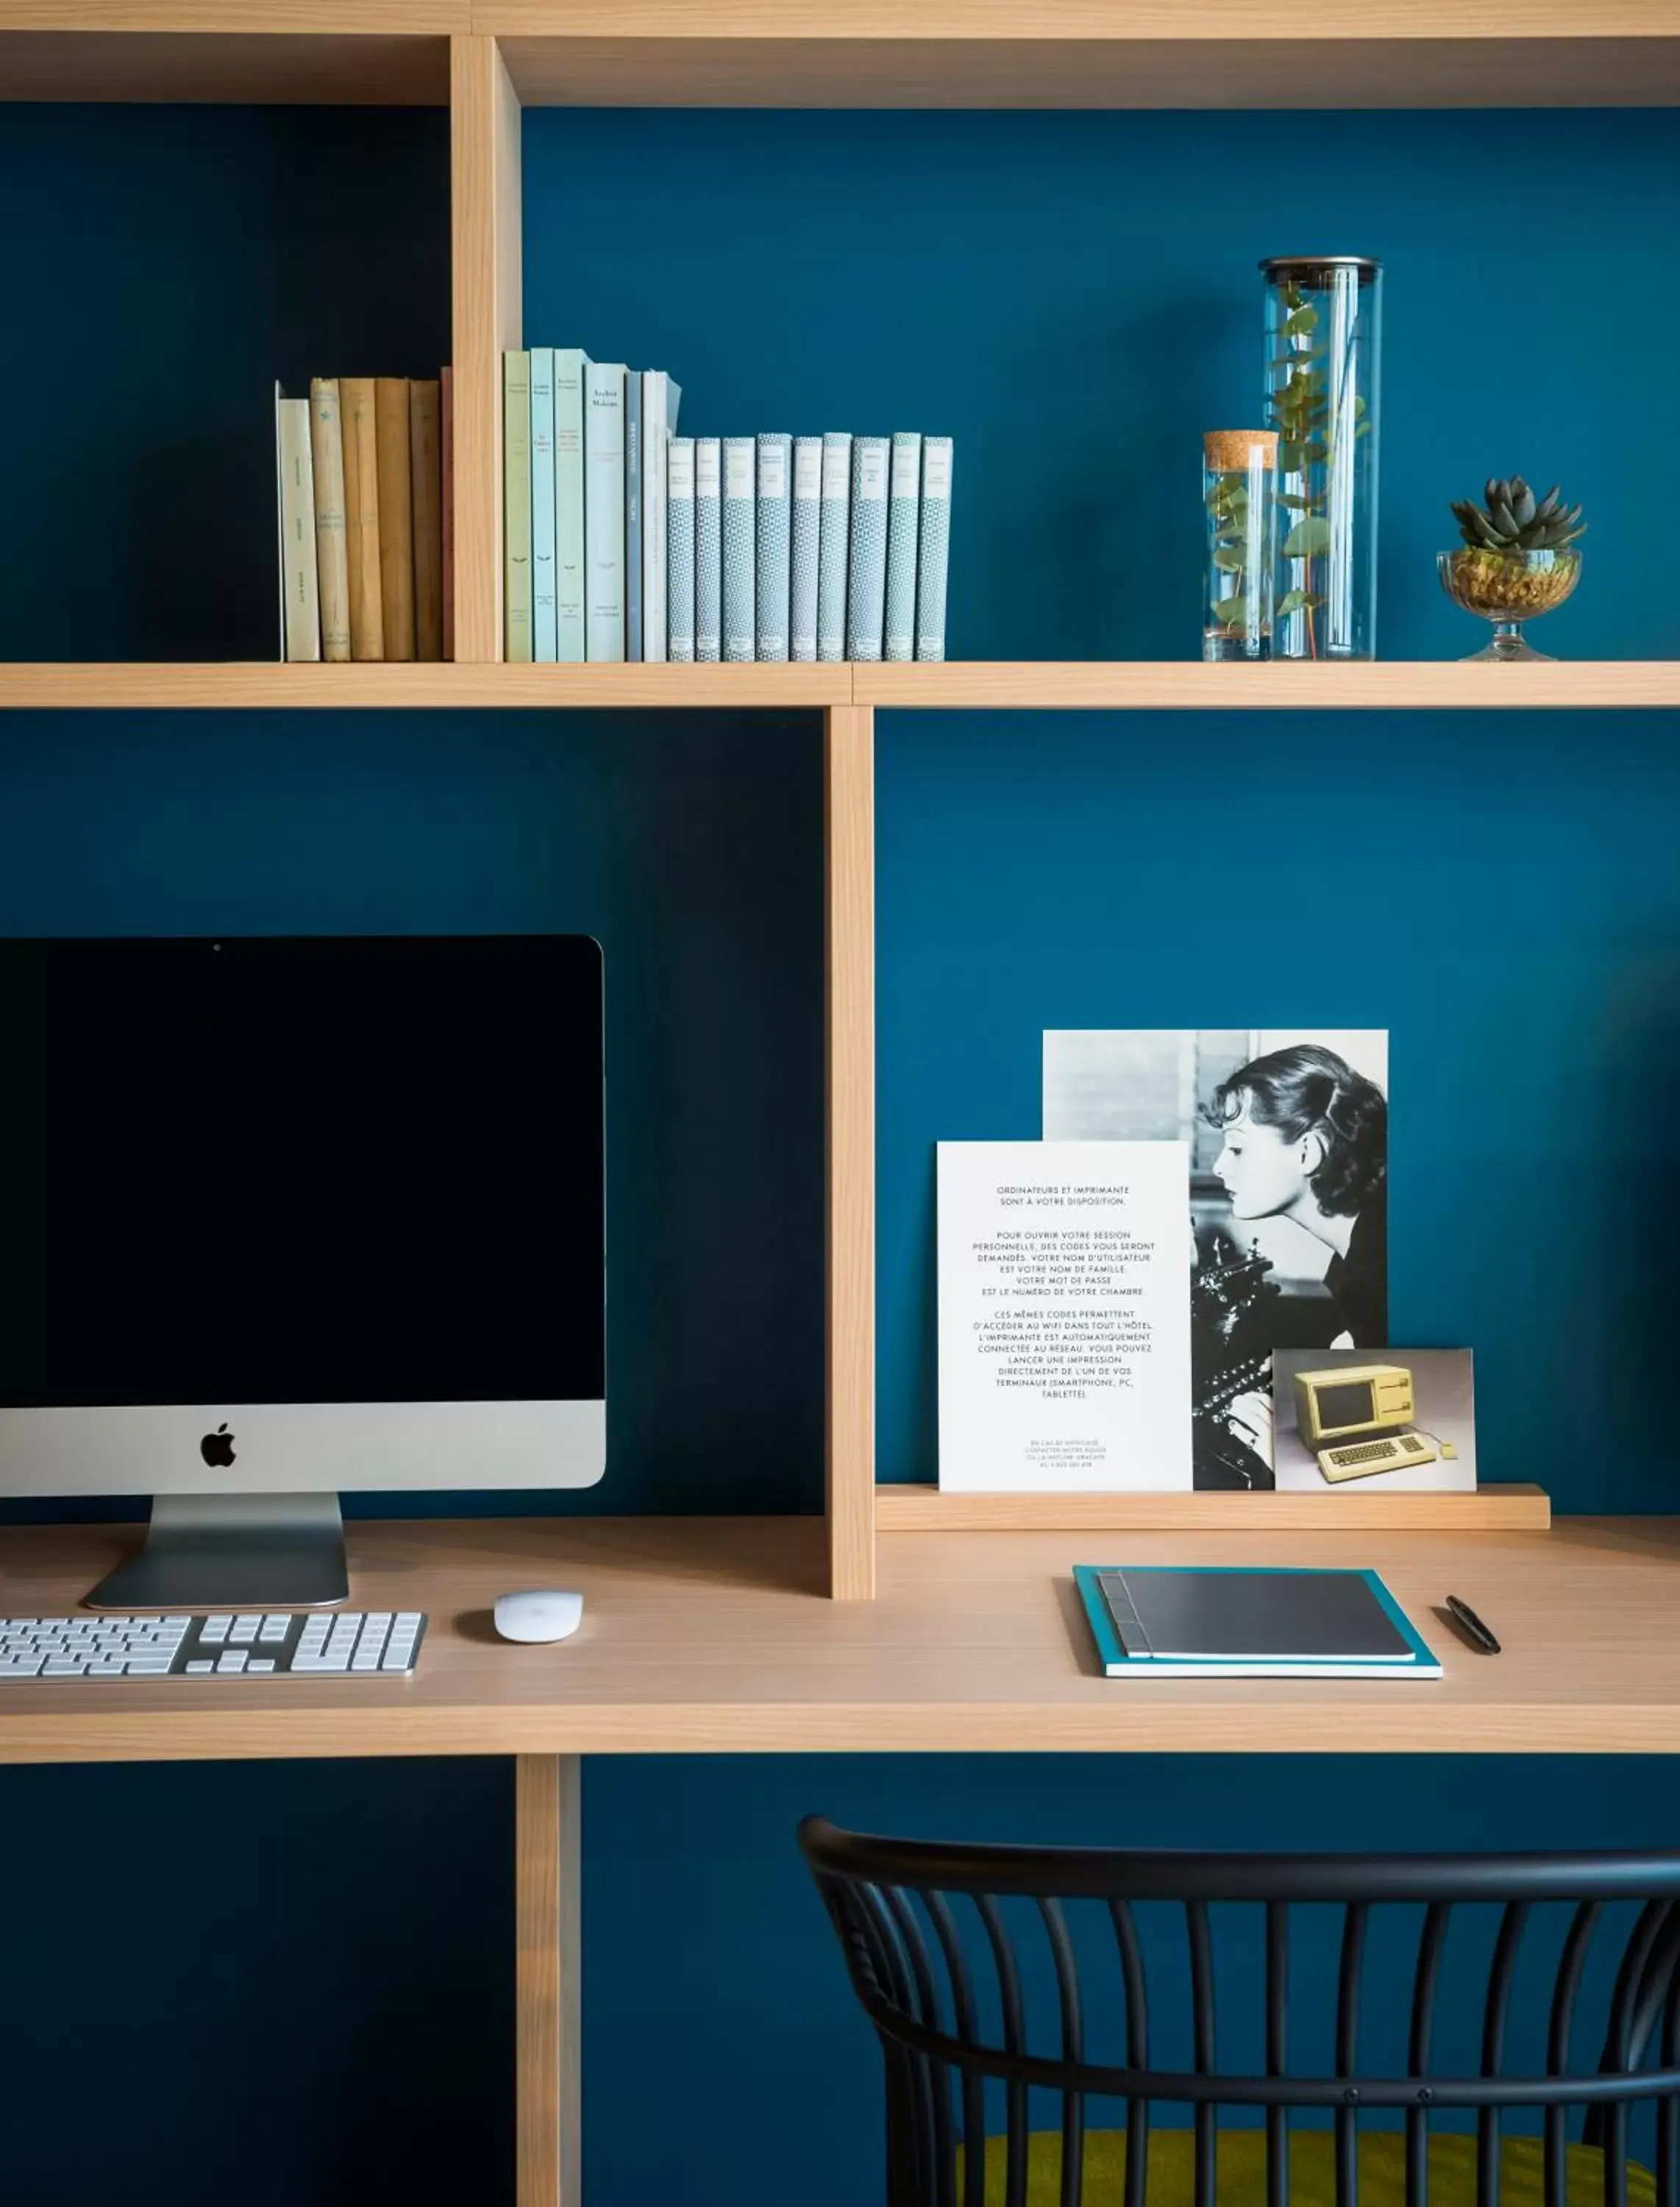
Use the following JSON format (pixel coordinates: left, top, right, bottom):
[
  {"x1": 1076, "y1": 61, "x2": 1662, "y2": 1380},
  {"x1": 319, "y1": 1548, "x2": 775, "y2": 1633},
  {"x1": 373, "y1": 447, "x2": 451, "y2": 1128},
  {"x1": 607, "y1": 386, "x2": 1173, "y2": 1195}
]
[
  {"x1": 1261, "y1": 255, "x2": 1381, "y2": 660},
  {"x1": 1202, "y1": 430, "x2": 1278, "y2": 661}
]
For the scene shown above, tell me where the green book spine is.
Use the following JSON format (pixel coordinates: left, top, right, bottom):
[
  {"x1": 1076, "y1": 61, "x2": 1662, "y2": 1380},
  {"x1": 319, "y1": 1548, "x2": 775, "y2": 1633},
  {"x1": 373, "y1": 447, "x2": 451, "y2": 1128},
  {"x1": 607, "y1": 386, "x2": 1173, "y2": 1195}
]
[{"x1": 503, "y1": 349, "x2": 533, "y2": 664}]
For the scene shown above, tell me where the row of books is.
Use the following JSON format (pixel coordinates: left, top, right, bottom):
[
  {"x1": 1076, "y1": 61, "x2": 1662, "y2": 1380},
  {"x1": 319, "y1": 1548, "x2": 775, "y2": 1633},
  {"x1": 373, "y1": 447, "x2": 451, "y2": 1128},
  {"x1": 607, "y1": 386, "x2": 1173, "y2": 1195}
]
[
  {"x1": 276, "y1": 373, "x2": 452, "y2": 663},
  {"x1": 503, "y1": 349, "x2": 953, "y2": 664}
]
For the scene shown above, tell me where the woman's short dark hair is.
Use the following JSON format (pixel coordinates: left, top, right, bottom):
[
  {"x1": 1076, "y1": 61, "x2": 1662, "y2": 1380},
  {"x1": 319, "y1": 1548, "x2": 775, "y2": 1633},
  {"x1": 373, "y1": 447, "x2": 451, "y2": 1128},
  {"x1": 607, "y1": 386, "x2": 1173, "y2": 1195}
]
[{"x1": 1208, "y1": 1045, "x2": 1387, "y2": 1217}]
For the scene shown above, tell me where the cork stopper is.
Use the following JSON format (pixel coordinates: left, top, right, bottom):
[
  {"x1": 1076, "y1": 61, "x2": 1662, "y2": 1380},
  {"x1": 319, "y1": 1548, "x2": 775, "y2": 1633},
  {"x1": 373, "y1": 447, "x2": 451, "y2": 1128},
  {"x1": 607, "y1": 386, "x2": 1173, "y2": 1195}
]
[{"x1": 1203, "y1": 429, "x2": 1278, "y2": 472}]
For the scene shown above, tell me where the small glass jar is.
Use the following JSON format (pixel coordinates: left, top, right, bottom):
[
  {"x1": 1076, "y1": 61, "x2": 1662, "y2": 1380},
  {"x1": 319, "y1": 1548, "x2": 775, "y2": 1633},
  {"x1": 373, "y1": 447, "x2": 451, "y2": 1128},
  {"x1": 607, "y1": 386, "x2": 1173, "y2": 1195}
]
[
  {"x1": 1202, "y1": 430, "x2": 1278, "y2": 661},
  {"x1": 1261, "y1": 255, "x2": 1382, "y2": 660}
]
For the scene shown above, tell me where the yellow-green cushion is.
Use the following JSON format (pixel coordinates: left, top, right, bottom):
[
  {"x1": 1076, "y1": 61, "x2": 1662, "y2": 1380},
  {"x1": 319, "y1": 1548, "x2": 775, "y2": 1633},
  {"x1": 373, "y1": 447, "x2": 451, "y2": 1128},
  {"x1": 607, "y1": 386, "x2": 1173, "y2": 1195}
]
[{"x1": 977, "y1": 2128, "x2": 1656, "y2": 2207}]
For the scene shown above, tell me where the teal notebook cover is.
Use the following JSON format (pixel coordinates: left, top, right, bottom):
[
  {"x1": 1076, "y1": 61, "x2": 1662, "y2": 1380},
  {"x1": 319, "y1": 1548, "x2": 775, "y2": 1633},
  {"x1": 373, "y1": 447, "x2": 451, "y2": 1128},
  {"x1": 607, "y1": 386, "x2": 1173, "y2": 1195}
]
[{"x1": 1073, "y1": 1564, "x2": 1441, "y2": 1680}]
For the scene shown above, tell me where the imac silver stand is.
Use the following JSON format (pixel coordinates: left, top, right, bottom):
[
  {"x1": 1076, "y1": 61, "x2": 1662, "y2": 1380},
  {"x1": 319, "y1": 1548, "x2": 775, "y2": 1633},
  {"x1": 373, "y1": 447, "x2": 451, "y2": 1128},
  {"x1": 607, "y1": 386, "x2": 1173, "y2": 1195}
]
[{"x1": 85, "y1": 1493, "x2": 349, "y2": 1610}]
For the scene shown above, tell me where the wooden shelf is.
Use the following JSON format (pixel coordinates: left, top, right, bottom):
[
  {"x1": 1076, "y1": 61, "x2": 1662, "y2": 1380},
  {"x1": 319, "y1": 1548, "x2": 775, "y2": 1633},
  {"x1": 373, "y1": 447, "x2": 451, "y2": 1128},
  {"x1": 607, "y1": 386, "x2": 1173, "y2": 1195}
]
[
  {"x1": 875, "y1": 1484, "x2": 1553, "y2": 1532},
  {"x1": 0, "y1": 25, "x2": 454, "y2": 102},
  {"x1": 1, "y1": 1513, "x2": 1677, "y2": 1760},
  {"x1": 0, "y1": 662, "x2": 854, "y2": 709}
]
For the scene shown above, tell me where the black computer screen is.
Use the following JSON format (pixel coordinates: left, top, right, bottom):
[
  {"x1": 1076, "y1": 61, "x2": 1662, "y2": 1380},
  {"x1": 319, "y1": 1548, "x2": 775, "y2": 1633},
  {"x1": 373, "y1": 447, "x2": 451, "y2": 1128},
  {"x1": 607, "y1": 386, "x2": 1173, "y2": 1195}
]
[
  {"x1": 1315, "y1": 1380, "x2": 1375, "y2": 1432},
  {"x1": 0, "y1": 937, "x2": 605, "y2": 1407}
]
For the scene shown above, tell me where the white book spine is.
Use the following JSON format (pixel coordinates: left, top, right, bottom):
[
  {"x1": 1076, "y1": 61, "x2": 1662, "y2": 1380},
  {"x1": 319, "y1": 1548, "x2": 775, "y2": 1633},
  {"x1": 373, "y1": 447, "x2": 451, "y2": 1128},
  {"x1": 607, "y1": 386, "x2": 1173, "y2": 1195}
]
[
  {"x1": 554, "y1": 348, "x2": 588, "y2": 663},
  {"x1": 722, "y1": 436, "x2": 756, "y2": 664},
  {"x1": 642, "y1": 372, "x2": 681, "y2": 664},
  {"x1": 884, "y1": 431, "x2": 922, "y2": 662},
  {"x1": 789, "y1": 437, "x2": 821, "y2": 663},
  {"x1": 846, "y1": 436, "x2": 889, "y2": 663},
  {"x1": 694, "y1": 438, "x2": 722, "y2": 664},
  {"x1": 755, "y1": 433, "x2": 791, "y2": 662},
  {"x1": 530, "y1": 347, "x2": 557, "y2": 664},
  {"x1": 816, "y1": 433, "x2": 852, "y2": 664},
  {"x1": 666, "y1": 436, "x2": 696, "y2": 664},
  {"x1": 916, "y1": 436, "x2": 954, "y2": 661},
  {"x1": 584, "y1": 362, "x2": 626, "y2": 663},
  {"x1": 277, "y1": 394, "x2": 321, "y2": 663}
]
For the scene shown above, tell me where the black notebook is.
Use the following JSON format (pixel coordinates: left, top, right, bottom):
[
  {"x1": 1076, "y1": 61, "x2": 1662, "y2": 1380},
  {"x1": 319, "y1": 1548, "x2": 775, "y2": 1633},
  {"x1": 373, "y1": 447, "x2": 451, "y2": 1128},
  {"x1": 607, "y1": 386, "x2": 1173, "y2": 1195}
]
[{"x1": 1073, "y1": 1565, "x2": 1441, "y2": 1679}]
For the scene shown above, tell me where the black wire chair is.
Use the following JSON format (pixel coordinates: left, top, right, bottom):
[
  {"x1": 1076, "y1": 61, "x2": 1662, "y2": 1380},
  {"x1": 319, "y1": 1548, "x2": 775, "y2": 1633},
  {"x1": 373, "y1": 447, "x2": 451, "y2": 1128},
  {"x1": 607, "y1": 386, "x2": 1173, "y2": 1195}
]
[{"x1": 800, "y1": 1817, "x2": 1680, "y2": 2207}]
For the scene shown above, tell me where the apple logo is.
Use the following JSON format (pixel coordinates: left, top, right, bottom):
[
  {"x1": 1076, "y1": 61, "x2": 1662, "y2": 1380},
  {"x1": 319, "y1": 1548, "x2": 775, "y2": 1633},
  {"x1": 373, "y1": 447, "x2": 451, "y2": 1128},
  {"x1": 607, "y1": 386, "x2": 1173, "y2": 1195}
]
[{"x1": 199, "y1": 1423, "x2": 236, "y2": 1469}]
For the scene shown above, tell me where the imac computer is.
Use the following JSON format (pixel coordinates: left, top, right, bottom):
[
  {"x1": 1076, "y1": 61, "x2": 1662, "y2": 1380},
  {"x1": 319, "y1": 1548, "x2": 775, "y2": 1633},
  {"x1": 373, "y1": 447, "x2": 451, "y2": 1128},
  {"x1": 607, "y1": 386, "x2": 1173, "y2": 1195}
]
[{"x1": 0, "y1": 935, "x2": 605, "y2": 1609}]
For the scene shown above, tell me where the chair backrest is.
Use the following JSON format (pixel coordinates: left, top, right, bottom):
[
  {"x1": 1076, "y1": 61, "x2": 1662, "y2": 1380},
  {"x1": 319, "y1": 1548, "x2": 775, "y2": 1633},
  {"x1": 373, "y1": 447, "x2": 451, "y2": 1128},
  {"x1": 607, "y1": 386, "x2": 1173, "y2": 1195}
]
[{"x1": 800, "y1": 1816, "x2": 1680, "y2": 2207}]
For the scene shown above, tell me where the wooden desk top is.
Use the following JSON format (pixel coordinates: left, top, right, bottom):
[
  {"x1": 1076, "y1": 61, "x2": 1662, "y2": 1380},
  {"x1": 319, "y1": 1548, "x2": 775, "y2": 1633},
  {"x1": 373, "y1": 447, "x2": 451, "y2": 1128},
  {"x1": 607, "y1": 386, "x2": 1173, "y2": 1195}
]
[{"x1": 1, "y1": 1514, "x2": 1677, "y2": 1764}]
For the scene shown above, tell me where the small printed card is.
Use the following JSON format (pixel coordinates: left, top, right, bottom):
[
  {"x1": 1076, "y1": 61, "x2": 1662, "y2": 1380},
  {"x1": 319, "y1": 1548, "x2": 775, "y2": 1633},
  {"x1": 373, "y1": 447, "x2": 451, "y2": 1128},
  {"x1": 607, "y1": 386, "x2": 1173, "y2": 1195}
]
[{"x1": 936, "y1": 1140, "x2": 1193, "y2": 1493}]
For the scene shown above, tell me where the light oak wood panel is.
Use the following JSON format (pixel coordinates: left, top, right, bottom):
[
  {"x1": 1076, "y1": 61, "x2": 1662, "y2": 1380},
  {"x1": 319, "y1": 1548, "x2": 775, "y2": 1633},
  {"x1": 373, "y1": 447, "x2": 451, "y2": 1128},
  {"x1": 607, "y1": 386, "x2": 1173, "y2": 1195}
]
[
  {"x1": 875, "y1": 1484, "x2": 1552, "y2": 1531},
  {"x1": 451, "y1": 34, "x2": 522, "y2": 664},
  {"x1": 0, "y1": 29, "x2": 449, "y2": 98},
  {"x1": 495, "y1": 34, "x2": 1680, "y2": 109},
  {"x1": 826, "y1": 708, "x2": 876, "y2": 1599},
  {"x1": 855, "y1": 662, "x2": 1680, "y2": 711},
  {"x1": 0, "y1": 663, "x2": 853, "y2": 707},
  {"x1": 516, "y1": 1755, "x2": 582, "y2": 2207},
  {"x1": 3, "y1": 1514, "x2": 1680, "y2": 1760}
]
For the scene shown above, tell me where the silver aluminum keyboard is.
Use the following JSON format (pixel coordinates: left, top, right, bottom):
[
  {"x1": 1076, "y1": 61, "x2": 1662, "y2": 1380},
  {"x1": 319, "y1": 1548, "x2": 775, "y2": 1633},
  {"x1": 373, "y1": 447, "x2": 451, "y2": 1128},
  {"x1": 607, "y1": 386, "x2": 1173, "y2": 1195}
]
[{"x1": 0, "y1": 1610, "x2": 427, "y2": 1680}]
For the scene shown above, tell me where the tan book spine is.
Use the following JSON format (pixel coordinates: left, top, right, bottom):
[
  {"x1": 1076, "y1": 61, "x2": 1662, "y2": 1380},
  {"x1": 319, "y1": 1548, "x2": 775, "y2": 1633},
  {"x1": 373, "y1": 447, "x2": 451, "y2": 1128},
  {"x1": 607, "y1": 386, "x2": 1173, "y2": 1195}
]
[
  {"x1": 277, "y1": 396, "x2": 321, "y2": 663},
  {"x1": 375, "y1": 376, "x2": 416, "y2": 662},
  {"x1": 308, "y1": 377, "x2": 351, "y2": 663},
  {"x1": 441, "y1": 366, "x2": 455, "y2": 662},
  {"x1": 341, "y1": 376, "x2": 384, "y2": 661},
  {"x1": 409, "y1": 378, "x2": 444, "y2": 663}
]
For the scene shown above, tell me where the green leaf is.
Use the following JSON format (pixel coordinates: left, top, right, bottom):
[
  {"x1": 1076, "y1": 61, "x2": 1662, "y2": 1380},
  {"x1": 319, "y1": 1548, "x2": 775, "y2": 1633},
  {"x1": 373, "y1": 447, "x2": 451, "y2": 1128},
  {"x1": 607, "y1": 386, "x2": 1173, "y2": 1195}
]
[
  {"x1": 1278, "y1": 441, "x2": 1309, "y2": 471},
  {"x1": 1211, "y1": 545, "x2": 1245, "y2": 572},
  {"x1": 1275, "y1": 587, "x2": 1311, "y2": 617},
  {"x1": 1277, "y1": 492, "x2": 1314, "y2": 510},
  {"x1": 1284, "y1": 305, "x2": 1319, "y2": 336},
  {"x1": 1282, "y1": 516, "x2": 1333, "y2": 560},
  {"x1": 1214, "y1": 597, "x2": 1251, "y2": 627},
  {"x1": 1284, "y1": 282, "x2": 1305, "y2": 310}
]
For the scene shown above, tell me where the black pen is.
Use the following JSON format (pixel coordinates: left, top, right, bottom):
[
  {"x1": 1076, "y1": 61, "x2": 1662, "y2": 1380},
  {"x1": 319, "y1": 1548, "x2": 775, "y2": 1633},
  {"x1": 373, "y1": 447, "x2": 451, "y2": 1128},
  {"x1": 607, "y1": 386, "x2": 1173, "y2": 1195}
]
[{"x1": 1445, "y1": 1595, "x2": 1501, "y2": 1655}]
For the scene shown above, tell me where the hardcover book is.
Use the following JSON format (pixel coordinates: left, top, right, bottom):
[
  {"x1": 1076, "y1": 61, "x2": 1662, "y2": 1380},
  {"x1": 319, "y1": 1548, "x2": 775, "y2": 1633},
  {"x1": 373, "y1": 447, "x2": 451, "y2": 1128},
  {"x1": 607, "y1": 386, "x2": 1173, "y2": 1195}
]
[
  {"x1": 409, "y1": 378, "x2": 444, "y2": 664},
  {"x1": 846, "y1": 435, "x2": 889, "y2": 663},
  {"x1": 554, "y1": 349, "x2": 588, "y2": 663},
  {"x1": 441, "y1": 366, "x2": 455, "y2": 662},
  {"x1": 916, "y1": 436, "x2": 954, "y2": 662},
  {"x1": 884, "y1": 431, "x2": 921, "y2": 662},
  {"x1": 307, "y1": 377, "x2": 350, "y2": 664},
  {"x1": 642, "y1": 372, "x2": 682, "y2": 664},
  {"x1": 755, "y1": 433, "x2": 792, "y2": 662},
  {"x1": 790, "y1": 436, "x2": 822, "y2": 663},
  {"x1": 375, "y1": 377, "x2": 416, "y2": 662},
  {"x1": 502, "y1": 350, "x2": 533, "y2": 664},
  {"x1": 666, "y1": 436, "x2": 696, "y2": 664},
  {"x1": 583, "y1": 362, "x2": 626, "y2": 662},
  {"x1": 275, "y1": 391, "x2": 320, "y2": 663},
  {"x1": 694, "y1": 437, "x2": 722, "y2": 664},
  {"x1": 817, "y1": 432, "x2": 852, "y2": 664},
  {"x1": 530, "y1": 347, "x2": 557, "y2": 663},
  {"x1": 624, "y1": 369, "x2": 643, "y2": 661},
  {"x1": 722, "y1": 436, "x2": 756, "y2": 664},
  {"x1": 340, "y1": 375, "x2": 384, "y2": 662}
]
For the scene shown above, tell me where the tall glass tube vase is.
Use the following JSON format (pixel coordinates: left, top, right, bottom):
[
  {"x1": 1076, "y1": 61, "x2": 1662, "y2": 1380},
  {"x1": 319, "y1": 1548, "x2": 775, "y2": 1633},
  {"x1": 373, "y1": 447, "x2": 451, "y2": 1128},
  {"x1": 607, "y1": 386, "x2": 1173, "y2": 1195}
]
[{"x1": 1261, "y1": 255, "x2": 1381, "y2": 660}]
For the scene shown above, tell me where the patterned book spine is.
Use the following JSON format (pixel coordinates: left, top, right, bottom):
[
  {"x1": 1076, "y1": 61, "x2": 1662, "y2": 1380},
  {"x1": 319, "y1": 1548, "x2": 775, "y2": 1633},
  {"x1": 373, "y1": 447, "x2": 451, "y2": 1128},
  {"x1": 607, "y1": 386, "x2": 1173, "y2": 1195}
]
[
  {"x1": 816, "y1": 433, "x2": 851, "y2": 663},
  {"x1": 441, "y1": 366, "x2": 455, "y2": 661},
  {"x1": 583, "y1": 362, "x2": 625, "y2": 663},
  {"x1": 884, "y1": 432, "x2": 922, "y2": 662},
  {"x1": 554, "y1": 349, "x2": 587, "y2": 663},
  {"x1": 916, "y1": 436, "x2": 954, "y2": 661},
  {"x1": 529, "y1": 347, "x2": 557, "y2": 663},
  {"x1": 277, "y1": 395, "x2": 320, "y2": 662},
  {"x1": 409, "y1": 379, "x2": 443, "y2": 663},
  {"x1": 755, "y1": 433, "x2": 791, "y2": 662},
  {"x1": 694, "y1": 438, "x2": 722, "y2": 664},
  {"x1": 375, "y1": 376, "x2": 415, "y2": 661},
  {"x1": 666, "y1": 437, "x2": 696, "y2": 663},
  {"x1": 847, "y1": 435, "x2": 889, "y2": 663},
  {"x1": 624, "y1": 370, "x2": 643, "y2": 661},
  {"x1": 341, "y1": 375, "x2": 383, "y2": 661},
  {"x1": 643, "y1": 372, "x2": 680, "y2": 664},
  {"x1": 502, "y1": 351, "x2": 533, "y2": 663},
  {"x1": 722, "y1": 436, "x2": 755, "y2": 664},
  {"x1": 789, "y1": 436, "x2": 821, "y2": 663},
  {"x1": 307, "y1": 377, "x2": 350, "y2": 663}
]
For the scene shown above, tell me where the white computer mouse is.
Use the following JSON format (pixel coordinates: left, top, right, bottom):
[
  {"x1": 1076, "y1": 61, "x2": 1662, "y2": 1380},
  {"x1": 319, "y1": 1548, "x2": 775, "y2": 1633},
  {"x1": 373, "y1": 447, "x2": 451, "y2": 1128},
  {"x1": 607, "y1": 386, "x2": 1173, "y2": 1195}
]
[{"x1": 494, "y1": 1589, "x2": 585, "y2": 1644}]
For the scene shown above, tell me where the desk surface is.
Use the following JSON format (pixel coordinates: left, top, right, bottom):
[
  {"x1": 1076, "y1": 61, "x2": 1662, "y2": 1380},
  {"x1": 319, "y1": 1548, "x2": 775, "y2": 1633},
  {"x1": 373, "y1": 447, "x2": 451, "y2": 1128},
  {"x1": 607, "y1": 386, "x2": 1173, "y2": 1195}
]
[{"x1": 1, "y1": 1514, "x2": 1676, "y2": 1763}]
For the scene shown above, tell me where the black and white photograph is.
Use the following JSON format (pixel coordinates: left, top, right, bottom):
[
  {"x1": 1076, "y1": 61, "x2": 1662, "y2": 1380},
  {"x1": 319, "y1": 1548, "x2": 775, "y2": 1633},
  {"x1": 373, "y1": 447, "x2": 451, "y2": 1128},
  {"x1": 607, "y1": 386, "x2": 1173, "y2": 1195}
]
[
  {"x1": 1043, "y1": 1029, "x2": 1389, "y2": 1490},
  {"x1": 1273, "y1": 1348, "x2": 1476, "y2": 1493}
]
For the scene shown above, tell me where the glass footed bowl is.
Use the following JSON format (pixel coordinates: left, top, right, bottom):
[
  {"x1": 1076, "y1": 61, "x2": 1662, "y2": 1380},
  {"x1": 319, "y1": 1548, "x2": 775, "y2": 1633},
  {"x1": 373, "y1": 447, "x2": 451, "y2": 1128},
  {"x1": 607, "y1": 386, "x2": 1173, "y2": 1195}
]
[{"x1": 1437, "y1": 546, "x2": 1581, "y2": 661}]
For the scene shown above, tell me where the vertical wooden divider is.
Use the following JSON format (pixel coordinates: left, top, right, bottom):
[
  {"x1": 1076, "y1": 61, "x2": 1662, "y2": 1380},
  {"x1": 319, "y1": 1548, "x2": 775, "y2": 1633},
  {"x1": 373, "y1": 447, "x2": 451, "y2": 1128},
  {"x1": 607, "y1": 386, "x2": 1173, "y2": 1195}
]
[
  {"x1": 516, "y1": 1754, "x2": 583, "y2": 2207},
  {"x1": 826, "y1": 703, "x2": 876, "y2": 1599},
  {"x1": 450, "y1": 33, "x2": 522, "y2": 664}
]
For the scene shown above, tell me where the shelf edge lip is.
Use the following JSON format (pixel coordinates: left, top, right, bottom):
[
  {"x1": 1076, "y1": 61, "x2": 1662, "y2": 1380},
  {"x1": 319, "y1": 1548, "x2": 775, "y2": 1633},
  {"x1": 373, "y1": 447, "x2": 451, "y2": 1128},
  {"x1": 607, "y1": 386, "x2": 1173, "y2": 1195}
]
[
  {"x1": 0, "y1": 663, "x2": 855, "y2": 709},
  {"x1": 853, "y1": 661, "x2": 1680, "y2": 709}
]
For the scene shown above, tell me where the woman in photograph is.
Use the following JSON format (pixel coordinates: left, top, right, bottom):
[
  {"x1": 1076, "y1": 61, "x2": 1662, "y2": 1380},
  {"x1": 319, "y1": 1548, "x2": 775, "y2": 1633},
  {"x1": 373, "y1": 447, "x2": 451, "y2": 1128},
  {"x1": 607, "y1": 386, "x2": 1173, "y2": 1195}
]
[{"x1": 1208, "y1": 1042, "x2": 1388, "y2": 1348}]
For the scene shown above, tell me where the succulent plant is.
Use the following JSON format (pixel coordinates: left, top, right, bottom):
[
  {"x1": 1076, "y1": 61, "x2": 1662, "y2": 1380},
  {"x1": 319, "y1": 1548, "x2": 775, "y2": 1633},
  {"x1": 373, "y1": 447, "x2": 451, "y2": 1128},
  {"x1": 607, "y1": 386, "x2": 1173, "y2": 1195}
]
[{"x1": 1451, "y1": 477, "x2": 1586, "y2": 555}]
